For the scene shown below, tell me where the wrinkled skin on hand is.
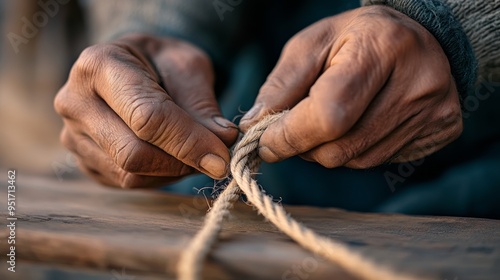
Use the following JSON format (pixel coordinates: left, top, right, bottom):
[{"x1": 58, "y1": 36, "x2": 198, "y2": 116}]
[
  {"x1": 240, "y1": 6, "x2": 462, "y2": 168},
  {"x1": 54, "y1": 34, "x2": 238, "y2": 188}
]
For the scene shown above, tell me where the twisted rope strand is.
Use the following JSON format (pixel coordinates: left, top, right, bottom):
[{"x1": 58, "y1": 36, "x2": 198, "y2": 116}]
[
  {"x1": 177, "y1": 179, "x2": 240, "y2": 280},
  {"x1": 178, "y1": 112, "x2": 430, "y2": 280}
]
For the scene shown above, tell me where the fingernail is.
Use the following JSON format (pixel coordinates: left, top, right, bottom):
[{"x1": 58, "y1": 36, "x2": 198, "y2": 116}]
[
  {"x1": 241, "y1": 103, "x2": 263, "y2": 123},
  {"x1": 258, "y1": 146, "x2": 280, "y2": 162},
  {"x1": 213, "y1": 116, "x2": 237, "y2": 129},
  {"x1": 199, "y1": 153, "x2": 228, "y2": 179}
]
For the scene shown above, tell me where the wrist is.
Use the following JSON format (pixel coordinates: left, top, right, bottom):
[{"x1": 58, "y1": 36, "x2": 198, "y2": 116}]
[{"x1": 362, "y1": 0, "x2": 477, "y2": 101}]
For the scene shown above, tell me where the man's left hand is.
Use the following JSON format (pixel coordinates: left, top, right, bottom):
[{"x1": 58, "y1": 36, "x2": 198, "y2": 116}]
[{"x1": 240, "y1": 6, "x2": 462, "y2": 168}]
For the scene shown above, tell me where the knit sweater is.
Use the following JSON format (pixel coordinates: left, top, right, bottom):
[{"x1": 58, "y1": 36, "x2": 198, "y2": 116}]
[
  {"x1": 362, "y1": 0, "x2": 500, "y2": 99},
  {"x1": 84, "y1": 0, "x2": 249, "y2": 69},
  {"x1": 85, "y1": 0, "x2": 499, "y2": 98}
]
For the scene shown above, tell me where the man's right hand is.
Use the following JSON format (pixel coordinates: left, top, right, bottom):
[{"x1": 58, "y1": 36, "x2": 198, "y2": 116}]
[{"x1": 54, "y1": 34, "x2": 238, "y2": 188}]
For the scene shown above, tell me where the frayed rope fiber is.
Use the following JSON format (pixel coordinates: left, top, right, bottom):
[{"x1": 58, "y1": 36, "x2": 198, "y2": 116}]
[{"x1": 177, "y1": 112, "x2": 429, "y2": 280}]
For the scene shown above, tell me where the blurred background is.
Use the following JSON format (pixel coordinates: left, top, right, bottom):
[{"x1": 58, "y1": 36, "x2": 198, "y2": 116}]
[{"x1": 0, "y1": 0, "x2": 86, "y2": 177}]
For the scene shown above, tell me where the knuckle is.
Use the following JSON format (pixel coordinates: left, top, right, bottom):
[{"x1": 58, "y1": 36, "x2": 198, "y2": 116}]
[
  {"x1": 59, "y1": 127, "x2": 73, "y2": 150},
  {"x1": 346, "y1": 158, "x2": 376, "y2": 169},
  {"x1": 71, "y1": 45, "x2": 109, "y2": 80},
  {"x1": 396, "y1": 148, "x2": 425, "y2": 163},
  {"x1": 388, "y1": 23, "x2": 418, "y2": 47},
  {"x1": 57, "y1": 47, "x2": 122, "y2": 119},
  {"x1": 115, "y1": 138, "x2": 191, "y2": 176},
  {"x1": 128, "y1": 99, "x2": 169, "y2": 142},
  {"x1": 422, "y1": 75, "x2": 448, "y2": 96},
  {"x1": 446, "y1": 98, "x2": 462, "y2": 116},
  {"x1": 451, "y1": 119, "x2": 464, "y2": 138},
  {"x1": 70, "y1": 44, "x2": 129, "y2": 89},
  {"x1": 261, "y1": 74, "x2": 288, "y2": 95},
  {"x1": 377, "y1": 12, "x2": 420, "y2": 49},
  {"x1": 285, "y1": 32, "x2": 306, "y2": 50},
  {"x1": 186, "y1": 49, "x2": 210, "y2": 67},
  {"x1": 119, "y1": 173, "x2": 146, "y2": 189},
  {"x1": 285, "y1": 26, "x2": 318, "y2": 50},
  {"x1": 120, "y1": 173, "x2": 142, "y2": 189},
  {"x1": 316, "y1": 157, "x2": 338, "y2": 169},
  {"x1": 315, "y1": 103, "x2": 347, "y2": 140},
  {"x1": 334, "y1": 142, "x2": 356, "y2": 164},
  {"x1": 178, "y1": 164, "x2": 195, "y2": 177},
  {"x1": 169, "y1": 45, "x2": 211, "y2": 75},
  {"x1": 374, "y1": 19, "x2": 421, "y2": 63},
  {"x1": 416, "y1": 66, "x2": 451, "y2": 97},
  {"x1": 316, "y1": 142, "x2": 355, "y2": 168},
  {"x1": 54, "y1": 85, "x2": 82, "y2": 119},
  {"x1": 81, "y1": 166, "x2": 104, "y2": 183},
  {"x1": 77, "y1": 163, "x2": 116, "y2": 187},
  {"x1": 441, "y1": 116, "x2": 463, "y2": 144},
  {"x1": 437, "y1": 102, "x2": 462, "y2": 129},
  {"x1": 280, "y1": 128, "x2": 302, "y2": 156},
  {"x1": 53, "y1": 87, "x2": 69, "y2": 117},
  {"x1": 127, "y1": 98, "x2": 199, "y2": 162},
  {"x1": 169, "y1": 129, "x2": 198, "y2": 160},
  {"x1": 113, "y1": 138, "x2": 144, "y2": 173}
]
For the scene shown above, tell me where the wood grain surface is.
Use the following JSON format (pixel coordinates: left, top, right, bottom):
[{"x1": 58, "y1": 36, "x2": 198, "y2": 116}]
[{"x1": 0, "y1": 170, "x2": 498, "y2": 279}]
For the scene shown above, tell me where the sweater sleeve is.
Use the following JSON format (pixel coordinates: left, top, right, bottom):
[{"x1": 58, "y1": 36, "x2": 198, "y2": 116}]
[
  {"x1": 82, "y1": 0, "x2": 249, "y2": 66},
  {"x1": 362, "y1": 0, "x2": 500, "y2": 98}
]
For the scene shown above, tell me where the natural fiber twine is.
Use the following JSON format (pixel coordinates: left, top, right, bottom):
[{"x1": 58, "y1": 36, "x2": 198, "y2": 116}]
[{"x1": 177, "y1": 112, "x2": 428, "y2": 280}]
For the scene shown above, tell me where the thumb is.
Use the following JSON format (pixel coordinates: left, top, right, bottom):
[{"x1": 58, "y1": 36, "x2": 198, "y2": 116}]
[
  {"x1": 155, "y1": 45, "x2": 238, "y2": 147},
  {"x1": 239, "y1": 27, "x2": 330, "y2": 132}
]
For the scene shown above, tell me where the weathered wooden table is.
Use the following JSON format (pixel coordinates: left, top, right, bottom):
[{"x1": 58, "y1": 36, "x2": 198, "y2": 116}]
[{"x1": 0, "y1": 171, "x2": 499, "y2": 280}]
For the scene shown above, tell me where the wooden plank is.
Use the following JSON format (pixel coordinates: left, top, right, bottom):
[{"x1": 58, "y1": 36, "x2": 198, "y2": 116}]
[
  {"x1": 0, "y1": 171, "x2": 499, "y2": 279},
  {"x1": 0, "y1": 261, "x2": 170, "y2": 280}
]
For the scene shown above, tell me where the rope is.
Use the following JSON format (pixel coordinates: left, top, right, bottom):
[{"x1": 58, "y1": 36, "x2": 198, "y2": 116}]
[{"x1": 177, "y1": 112, "x2": 429, "y2": 280}]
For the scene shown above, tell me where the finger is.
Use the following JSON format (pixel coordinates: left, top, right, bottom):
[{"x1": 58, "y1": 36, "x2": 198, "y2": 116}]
[
  {"x1": 152, "y1": 43, "x2": 238, "y2": 146},
  {"x1": 346, "y1": 106, "x2": 461, "y2": 168},
  {"x1": 258, "y1": 42, "x2": 393, "y2": 162},
  {"x1": 61, "y1": 126, "x2": 190, "y2": 188},
  {"x1": 60, "y1": 125, "x2": 124, "y2": 187},
  {"x1": 302, "y1": 115, "x2": 421, "y2": 168},
  {"x1": 57, "y1": 88, "x2": 195, "y2": 177},
  {"x1": 69, "y1": 45, "x2": 231, "y2": 179},
  {"x1": 76, "y1": 159, "x2": 117, "y2": 187},
  {"x1": 298, "y1": 76, "x2": 423, "y2": 168},
  {"x1": 391, "y1": 118, "x2": 462, "y2": 163},
  {"x1": 239, "y1": 23, "x2": 333, "y2": 132},
  {"x1": 77, "y1": 159, "x2": 187, "y2": 189},
  {"x1": 393, "y1": 90, "x2": 463, "y2": 163},
  {"x1": 61, "y1": 127, "x2": 115, "y2": 187}
]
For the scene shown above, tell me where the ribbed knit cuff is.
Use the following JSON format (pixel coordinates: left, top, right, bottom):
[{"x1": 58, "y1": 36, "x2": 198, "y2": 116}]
[{"x1": 362, "y1": 0, "x2": 477, "y2": 99}]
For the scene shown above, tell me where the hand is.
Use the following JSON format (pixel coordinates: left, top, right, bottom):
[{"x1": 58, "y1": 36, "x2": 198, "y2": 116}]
[
  {"x1": 240, "y1": 6, "x2": 462, "y2": 168},
  {"x1": 54, "y1": 34, "x2": 238, "y2": 188}
]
